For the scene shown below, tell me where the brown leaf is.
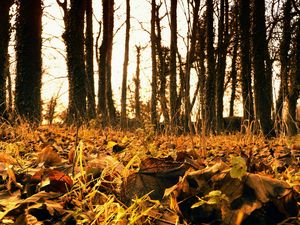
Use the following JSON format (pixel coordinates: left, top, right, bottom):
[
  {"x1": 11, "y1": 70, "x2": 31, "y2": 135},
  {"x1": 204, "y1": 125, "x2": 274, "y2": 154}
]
[
  {"x1": 30, "y1": 169, "x2": 73, "y2": 194},
  {"x1": 6, "y1": 167, "x2": 23, "y2": 191},
  {"x1": 121, "y1": 157, "x2": 190, "y2": 205},
  {"x1": 36, "y1": 146, "x2": 62, "y2": 167},
  {"x1": 0, "y1": 152, "x2": 17, "y2": 165}
]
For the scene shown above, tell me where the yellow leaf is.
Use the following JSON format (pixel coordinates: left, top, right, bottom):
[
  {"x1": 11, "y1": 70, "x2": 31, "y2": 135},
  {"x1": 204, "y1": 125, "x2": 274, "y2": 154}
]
[
  {"x1": 107, "y1": 141, "x2": 117, "y2": 149},
  {"x1": 230, "y1": 156, "x2": 247, "y2": 180}
]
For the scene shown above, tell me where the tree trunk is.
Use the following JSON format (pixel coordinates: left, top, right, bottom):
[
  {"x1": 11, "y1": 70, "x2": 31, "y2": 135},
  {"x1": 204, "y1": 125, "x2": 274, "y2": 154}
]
[
  {"x1": 216, "y1": 0, "x2": 229, "y2": 134},
  {"x1": 155, "y1": 6, "x2": 170, "y2": 125},
  {"x1": 239, "y1": 0, "x2": 254, "y2": 123},
  {"x1": 98, "y1": 0, "x2": 116, "y2": 126},
  {"x1": 58, "y1": 0, "x2": 87, "y2": 124},
  {"x1": 15, "y1": 0, "x2": 42, "y2": 123},
  {"x1": 85, "y1": 0, "x2": 96, "y2": 120},
  {"x1": 0, "y1": 0, "x2": 13, "y2": 119},
  {"x1": 183, "y1": 0, "x2": 200, "y2": 133},
  {"x1": 121, "y1": 0, "x2": 130, "y2": 128},
  {"x1": 287, "y1": 17, "x2": 300, "y2": 136},
  {"x1": 106, "y1": 0, "x2": 117, "y2": 125},
  {"x1": 98, "y1": 6, "x2": 108, "y2": 125},
  {"x1": 150, "y1": 0, "x2": 158, "y2": 127},
  {"x1": 6, "y1": 54, "x2": 12, "y2": 116},
  {"x1": 252, "y1": 0, "x2": 275, "y2": 137},
  {"x1": 229, "y1": 2, "x2": 238, "y2": 117},
  {"x1": 196, "y1": 19, "x2": 206, "y2": 129},
  {"x1": 229, "y1": 25, "x2": 238, "y2": 116},
  {"x1": 205, "y1": 0, "x2": 216, "y2": 134},
  {"x1": 134, "y1": 45, "x2": 141, "y2": 121},
  {"x1": 170, "y1": 0, "x2": 178, "y2": 129},
  {"x1": 276, "y1": 0, "x2": 292, "y2": 125}
]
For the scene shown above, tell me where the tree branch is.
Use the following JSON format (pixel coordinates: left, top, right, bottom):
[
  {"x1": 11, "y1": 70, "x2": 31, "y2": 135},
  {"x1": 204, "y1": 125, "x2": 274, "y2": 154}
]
[{"x1": 56, "y1": 0, "x2": 67, "y2": 14}]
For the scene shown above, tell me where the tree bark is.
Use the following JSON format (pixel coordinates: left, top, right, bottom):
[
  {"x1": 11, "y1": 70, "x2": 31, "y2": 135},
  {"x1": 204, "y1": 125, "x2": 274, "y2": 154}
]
[
  {"x1": 229, "y1": 12, "x2": 238, "y2": 117},
  {"x1": 0, "y1": 0, "x2": 13, "y2": 119},
  {"x1": 121, "y1": 0, "x2": 130, "y2": 128},
  {"x1": 85, "y1": 0, "x2": 96, "y2": 120},
  {"x1": 106, "y1": 0, "x2": 117, "y2": 124},
  {"x1": 58, "y1": 0, "x2": 87, "y2": 124},
  {"x1": 205, "y1": 0, "x2": 216, "y2": 134},
  {"x1": 252, "y1": 0, "x2": 275, "y2": 137},
  {"x1": 15, "y1": 0, "x2": 42, "y2": 123},
  {"x1": 155, "y1": 5, "x2": 170, "y2": 125},
  {"x1": 150, "y1": 0, "x2": 158, "y2": 127},
  {"x1": 276, "y1": 0, "x2": 292, "y2": 125},
  {"x1": 134, "y1": 45, "x2": 141, "y2": 121},
  {"x1": 287, "y1": 17, "x2": 300, "y2": 136},
  {"x1": 98, "y1": 0, "x2": 108, "y2": 124},
  {"x1": 183, "y1": 0, "x2": 200, "y2": 133},
  {"x1": 239, "y1": 0, "x2": 254, "y2": 123},
  {"x1": 170, "y1": 0, "x2": 178, "y2": 129},
  {"x1": 196, "y1": 19, "x2": 206, "y2": 129},
  {"x1": 98, "y1": 0, "x2": 116, "y2": 126},
  {"x1": 216, "y1": 0, "x2": 229, "y2": 134}
]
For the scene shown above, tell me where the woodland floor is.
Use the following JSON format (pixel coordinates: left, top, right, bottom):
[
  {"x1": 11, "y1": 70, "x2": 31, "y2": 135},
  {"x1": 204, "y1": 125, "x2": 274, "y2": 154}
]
[{"x1": 0, "y1": 123, "x2": 299, "y2": 225}]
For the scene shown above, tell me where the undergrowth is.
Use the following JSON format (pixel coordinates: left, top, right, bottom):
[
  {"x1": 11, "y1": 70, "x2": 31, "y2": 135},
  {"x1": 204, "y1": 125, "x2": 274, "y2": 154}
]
[{"x1": 0, "y1": 123, "x2": 298, "y2": 224}]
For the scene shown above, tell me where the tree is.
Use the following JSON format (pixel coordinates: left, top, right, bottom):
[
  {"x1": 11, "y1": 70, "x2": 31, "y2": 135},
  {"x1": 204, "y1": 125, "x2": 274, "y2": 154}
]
[
  {"x1": 205, "y1": 0, "x2": 216, "y2": 134},
  {"x1": 15, "y1": 0, "x2": 42, "y2": 123},
  {"x1": 195, "y1": 18, "x2": 206, "y2": 130},
  {"x1": 239, "y1": 0, "x2": 254, "y2": 123},
  {"x1": 98, "y1": 0, "x2": 116, "y2": 125},
  {"x1": 183, "y1": 0, "x2": 200, "y2": 133},
  {"x1": 57, "y1": 0, "x2": 87, "y2": 124},
  {"x1": 229, "y1": 3, "x2": 239, "y2": 117},
  {"x1": 150, "y1": 0, "x2": 158, "y2": 127},
  {"x1": 121, "y1": 0, "x2": 130, "y2": 128},
  {"x1": 105, "y1": 0, "x2": 117, "y2": 124},
  {"x1": 155, "y1": 4, "x2": 170, "y2": 125},
  {"x1": 0, "y1": 0, "x2": 13, "y2": 119},
  {"x1": 85, "y1": 0, "x2": 96, "y2": 120},
  {"x1": 216, "y1": 0, "x2": 229, "y2": 133},
  {"x1": 134, "y1": 45, "x2": 142, "y2": 121},
  {"x1": 170, "y1": 0, "x2": 178, "y2": 129},
  {"x1": 286, "y1": 15, "x2": 300, "y2": 136},
  {"x1": 275, "y1": 0, "x2": 292, "y2": 126},
  {"x1": 252, "y1": 0, "x2": 275, "y2": 137},
  {"x1": 98, "y1": 2, "x2": 108, "y2": 124}
]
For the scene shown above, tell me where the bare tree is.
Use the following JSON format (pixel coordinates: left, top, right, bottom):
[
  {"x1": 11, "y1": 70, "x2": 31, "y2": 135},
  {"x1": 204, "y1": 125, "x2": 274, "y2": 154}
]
[
  {"x1": 183, "y1": 0, "x2": 200, "y2": 133},
  {"x1": 170, "y1": 0, "x2": 178, "y2": 129},
  {"x1": 229, "y1": 2, "x2": 239, "y2": 117},
  {"x1": 155, "y1": 4, "x2": 170, "y2": 125},
  {"x1": 216, "y1": 0, "x2": 229, "y2": 133},
  {"x1": 239, "y1": 0, "x2": 254, "y2": 123},
  {"x1": 205, "y1": 0, "x2": 216, "y2": 134},
  {"x1": 57, "y1": 0, "x2": 87, "y2": 124},
  {"x1": 150, "y1": 0, "x2": 158, "y2": 127},
  {"x1": 276, "y1": 0, "x2": 292, "y2": 126},
  {"x1": 252, "y1": 0, "x2": 275, "y2": 137},
  {"x1": 121, "y1": 0, "x2": 130, "y2": 128},
  {"x1": 98, "y1": 0, "x2": 116, "y2": 125},
  {"x1": 0, "y1": 0, "x2": 13, "y2": 119},
  {"x1": 286, "y1": 15, "x2": 300, "y2": 136},
  {"x1": 134, "y1": 45, "x2": 142, "y2": 121},
  {"x1": 106, "y1": 0, "x2": 117, "y2": 124},
  {"x1": 85, "y1": 0, "x2": 96, "y2": 120},
  {"x1": 15, "y1": 0, "x2": 42, "y2": 123}
]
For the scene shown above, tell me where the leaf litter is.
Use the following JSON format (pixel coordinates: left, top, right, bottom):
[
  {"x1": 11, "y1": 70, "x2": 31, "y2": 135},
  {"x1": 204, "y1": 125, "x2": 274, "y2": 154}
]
[{"x1": 0, "y1": 124, "x2": 298, "y2": 224}]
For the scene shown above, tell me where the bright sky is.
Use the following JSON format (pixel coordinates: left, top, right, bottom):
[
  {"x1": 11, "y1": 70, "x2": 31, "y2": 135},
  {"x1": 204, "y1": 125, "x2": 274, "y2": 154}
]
[
  {"x1": 8, "y1": 0, "x2": 243, "y2": 118},
  {"x1": 42, "y1": 0, "x2": 168, "y2": 111}
]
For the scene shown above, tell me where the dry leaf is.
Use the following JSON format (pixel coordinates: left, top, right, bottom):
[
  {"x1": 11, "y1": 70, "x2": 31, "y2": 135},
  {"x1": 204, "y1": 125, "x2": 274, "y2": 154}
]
[{"x1": 36, "y1": 146, "x2": 62, "y2": 167}]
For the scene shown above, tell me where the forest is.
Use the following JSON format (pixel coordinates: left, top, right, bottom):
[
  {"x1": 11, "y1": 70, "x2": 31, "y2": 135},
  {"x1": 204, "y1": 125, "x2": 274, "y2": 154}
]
[{"x1": 0, "y1": 0, "x2": 299, "y2": 224}]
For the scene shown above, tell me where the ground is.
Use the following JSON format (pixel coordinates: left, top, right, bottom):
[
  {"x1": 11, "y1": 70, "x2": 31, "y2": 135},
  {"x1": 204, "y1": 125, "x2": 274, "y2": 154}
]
[{"x1": 0, "y1": 123, "x2": 299, "y2": 224}]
